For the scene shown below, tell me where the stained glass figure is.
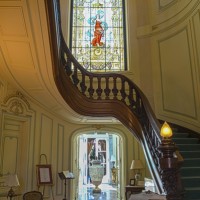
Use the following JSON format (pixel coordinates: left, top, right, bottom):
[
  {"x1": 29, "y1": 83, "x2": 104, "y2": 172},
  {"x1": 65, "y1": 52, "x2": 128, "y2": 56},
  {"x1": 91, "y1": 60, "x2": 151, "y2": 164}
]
[{"x1": 71, "y1": 0, "x2": 127, "y2": 72}]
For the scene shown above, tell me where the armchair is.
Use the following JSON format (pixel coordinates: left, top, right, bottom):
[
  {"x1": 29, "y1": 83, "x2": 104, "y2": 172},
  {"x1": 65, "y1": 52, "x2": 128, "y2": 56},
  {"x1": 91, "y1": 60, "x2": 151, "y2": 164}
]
[{"x1": 23, "y1": 191, "x2": 43, "y2": 200}]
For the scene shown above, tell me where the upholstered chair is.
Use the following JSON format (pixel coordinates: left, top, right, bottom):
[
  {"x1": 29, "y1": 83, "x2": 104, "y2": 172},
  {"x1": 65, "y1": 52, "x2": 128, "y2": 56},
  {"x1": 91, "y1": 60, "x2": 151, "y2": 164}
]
[{"x1": 23, "y1": 191, "x2": 43, "y2": 200}]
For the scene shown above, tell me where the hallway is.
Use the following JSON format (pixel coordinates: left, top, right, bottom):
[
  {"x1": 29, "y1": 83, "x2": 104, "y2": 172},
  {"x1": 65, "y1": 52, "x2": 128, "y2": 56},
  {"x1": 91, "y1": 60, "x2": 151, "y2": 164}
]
[{"x1": 73, "y1": 132, "x2": 122, "y2": 199}]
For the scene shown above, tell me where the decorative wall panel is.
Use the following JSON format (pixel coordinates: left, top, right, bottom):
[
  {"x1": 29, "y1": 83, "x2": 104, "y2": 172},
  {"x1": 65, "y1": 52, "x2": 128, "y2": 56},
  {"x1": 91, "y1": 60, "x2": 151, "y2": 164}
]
[
  {"x1": 159, "y1": 28, "x2": 197, "y2": 118},
  {"x1": 40, "y1": 115, "x2": 53, "y2": 163},
  {"x1": 4, "y1": 41, "x2": 34, "y2": 67},
  {"x1": 159, "y1": 0, "x2": 177, "y2": 10},
  {"x1": 0, "y1": 7, "x2": 27, "y2": 36},
  {"x1": 2, "y1": 136, "x2": 18, "y2": 174},
  {"x1": 56, "y1": 124, "x2": 64, "y2": 195},
  {"x1": 192, "y1": 11, "x2": 200, "y2": 79}
]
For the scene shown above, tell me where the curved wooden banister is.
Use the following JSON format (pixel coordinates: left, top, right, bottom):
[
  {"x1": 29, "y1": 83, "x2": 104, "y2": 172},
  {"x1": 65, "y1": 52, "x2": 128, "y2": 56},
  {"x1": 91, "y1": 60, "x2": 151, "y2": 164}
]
[{"x1": 45, "y1": 0, "x2": 184, "y2": 199}]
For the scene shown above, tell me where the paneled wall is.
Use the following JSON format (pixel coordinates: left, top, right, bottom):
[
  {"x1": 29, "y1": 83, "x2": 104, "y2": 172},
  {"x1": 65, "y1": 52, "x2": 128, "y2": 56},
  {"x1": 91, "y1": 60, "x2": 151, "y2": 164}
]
[
  {"x1": 136, "y1": 0, "x2": 200, "y2": 132},
  {"x1": 0, "y1": 82, "x2": 70, "y2": 199},
  {"x1": 0, "y1": 78, "x2": 146, "y2": 200}
]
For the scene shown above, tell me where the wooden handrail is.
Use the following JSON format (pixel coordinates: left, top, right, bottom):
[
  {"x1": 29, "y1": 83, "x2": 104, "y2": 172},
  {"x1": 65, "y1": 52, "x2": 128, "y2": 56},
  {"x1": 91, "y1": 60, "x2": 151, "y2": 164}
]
[{"x1": 44, "y1": 0, "x2": 184, "y2": 199}]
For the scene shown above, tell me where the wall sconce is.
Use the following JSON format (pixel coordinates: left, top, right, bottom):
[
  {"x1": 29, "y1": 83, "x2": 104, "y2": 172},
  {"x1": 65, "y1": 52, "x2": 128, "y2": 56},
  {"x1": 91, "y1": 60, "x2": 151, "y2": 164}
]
[
  {"x1": 5, "y1": 174, "x2": 20, "y2": 200},
  {"x1": 130, "y1": 160, "x2": 144, "y2": 185}
]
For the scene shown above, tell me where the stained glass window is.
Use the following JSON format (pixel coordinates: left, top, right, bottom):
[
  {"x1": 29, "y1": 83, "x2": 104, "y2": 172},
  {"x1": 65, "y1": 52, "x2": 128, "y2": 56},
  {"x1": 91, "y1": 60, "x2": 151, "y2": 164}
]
[{"x1": 70, "y1": 0, "x2": 127, "y2": 72}]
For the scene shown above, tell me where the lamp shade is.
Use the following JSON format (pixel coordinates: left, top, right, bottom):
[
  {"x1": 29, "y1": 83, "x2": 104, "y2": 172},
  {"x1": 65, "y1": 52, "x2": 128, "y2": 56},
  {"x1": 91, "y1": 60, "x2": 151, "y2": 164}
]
[
  {"x1": 160, "y1": 121, "x2": 173, "y2": 138},
  {"x1": 5, "y1": 174, "x2": 20, "y2": 187},
  {"x1": 130, "y1": 160, "x2": 144, "y2": 170}
]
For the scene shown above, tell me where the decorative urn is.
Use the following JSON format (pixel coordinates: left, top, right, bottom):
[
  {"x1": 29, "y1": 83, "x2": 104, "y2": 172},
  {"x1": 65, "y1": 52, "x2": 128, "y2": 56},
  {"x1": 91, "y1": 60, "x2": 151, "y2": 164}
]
[{"x1": 89, "y1": 159, "x2": 104, "y2": 193}]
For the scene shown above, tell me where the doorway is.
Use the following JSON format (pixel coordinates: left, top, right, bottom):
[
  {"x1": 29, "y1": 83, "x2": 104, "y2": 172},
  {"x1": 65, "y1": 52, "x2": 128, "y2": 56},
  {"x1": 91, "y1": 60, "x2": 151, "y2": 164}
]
[{"x1": 72, "y1": 131, "x2": 123, "y2": 200}]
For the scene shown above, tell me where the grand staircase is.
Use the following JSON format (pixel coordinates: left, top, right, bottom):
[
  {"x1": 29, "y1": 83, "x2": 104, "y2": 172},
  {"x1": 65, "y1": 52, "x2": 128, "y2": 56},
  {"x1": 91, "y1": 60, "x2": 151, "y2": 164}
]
[
  {"x1": 44, "y1": 0, "x2": 194, "y2": 199},
  {"x1": 172, "y1": 127, "x2": 200, "y2": 200}
]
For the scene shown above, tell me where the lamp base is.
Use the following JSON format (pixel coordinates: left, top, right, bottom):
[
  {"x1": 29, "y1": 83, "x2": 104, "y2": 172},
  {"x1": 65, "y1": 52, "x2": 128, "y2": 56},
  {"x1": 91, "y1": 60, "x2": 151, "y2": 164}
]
[
  {"x1": 7, "y1": 187, "x2": 15, "y2": 200},
  {"x1": 135, "y1": 173, "x2": 141, "y2": 185}
]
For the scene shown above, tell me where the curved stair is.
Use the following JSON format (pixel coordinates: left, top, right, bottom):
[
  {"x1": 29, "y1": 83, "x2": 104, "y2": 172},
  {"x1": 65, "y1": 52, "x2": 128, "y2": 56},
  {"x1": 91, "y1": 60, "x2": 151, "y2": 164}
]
[{"x1": 44, "y1": 0, "x2": 185, "y2": 199}]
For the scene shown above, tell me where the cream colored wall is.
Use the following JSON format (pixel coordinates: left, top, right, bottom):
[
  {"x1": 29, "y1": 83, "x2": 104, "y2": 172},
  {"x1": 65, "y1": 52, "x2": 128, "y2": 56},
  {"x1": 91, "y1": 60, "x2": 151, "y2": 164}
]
[
  {"x1": 135, "y1": 0, "x2": 200, "y2": 132},
  {"x1": 2, "y1": 0, "x2": 199, "y2": 199},
  {"x1": 0, "y1": 76, "x2": 149, "y2": 200}
]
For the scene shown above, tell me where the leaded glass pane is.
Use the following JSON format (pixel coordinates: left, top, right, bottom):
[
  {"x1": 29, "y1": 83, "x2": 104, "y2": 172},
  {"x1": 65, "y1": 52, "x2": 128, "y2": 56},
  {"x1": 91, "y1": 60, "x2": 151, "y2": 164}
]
[{"x1": 71, "y1": 0, "x2": 127, "y2": 72}]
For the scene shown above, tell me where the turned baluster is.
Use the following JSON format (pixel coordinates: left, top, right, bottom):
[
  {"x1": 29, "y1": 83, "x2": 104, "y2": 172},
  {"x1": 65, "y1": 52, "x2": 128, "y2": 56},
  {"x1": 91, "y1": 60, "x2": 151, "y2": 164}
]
[
  {"x1": 80, "y1": 74, "x2": 87, "y2": 95},
  {"x1": 88, "y1": 76, "x2": 94, "y2": 99},
  {"x1": 104, "y1": 77, "x2": 111, "y2": 100},
  {"x1": 112, "y1": 77, "x2": 118, "y2": 100},
  {"x1": 72, "y1": 65, "x2": 79, "y2": 86},
  {"x1": 96, "y1": 77, "x2": 103, "y2": 100},
  {"x1": 120, "y1": 78, "x2": 126, "y2": 102}
]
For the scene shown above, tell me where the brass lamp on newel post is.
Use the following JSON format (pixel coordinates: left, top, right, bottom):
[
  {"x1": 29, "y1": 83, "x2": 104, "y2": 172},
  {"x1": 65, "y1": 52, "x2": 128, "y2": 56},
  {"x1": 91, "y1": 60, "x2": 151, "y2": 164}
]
[{"x1": 158, "y1": 122, "x2": 184, "y2": 200}]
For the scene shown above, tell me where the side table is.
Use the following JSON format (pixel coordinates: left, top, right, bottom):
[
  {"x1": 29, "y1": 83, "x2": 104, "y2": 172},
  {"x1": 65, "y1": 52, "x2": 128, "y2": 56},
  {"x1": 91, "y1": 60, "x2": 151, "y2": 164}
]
[{"x1": 125, "y1": 185, "x2": 145, "y2": 200}]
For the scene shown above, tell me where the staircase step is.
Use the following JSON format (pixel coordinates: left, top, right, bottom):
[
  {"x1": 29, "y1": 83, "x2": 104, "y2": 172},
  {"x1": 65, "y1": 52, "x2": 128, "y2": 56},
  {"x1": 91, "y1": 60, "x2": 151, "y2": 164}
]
[
  {"x1": 183, "y1": 158, "x2": 200, "y2": 167},
  {"x1": 182, "y1": 176, "x2": 200, "y2": 187},
  {"x1": 181, "y1": 167, "x2": 200, "y2": 176},
  {"x1": 178, "y1": 144, "x2": 200, "y2": 151},
  {"x1": 180, "y1": 151, "x2": 200, "y2": 158},
  {"x1": 173, "y1": 138, "x2": 199, "y2": 144},
  {"x1": 173, "y1": 132, "x2": 189, "y2": 138},
  {"x1": 184, "y1": 187, "x2": 200, "y2": 200},
  {"x1": 163, "y1": 123, "x2": 200, "y2": 199}
]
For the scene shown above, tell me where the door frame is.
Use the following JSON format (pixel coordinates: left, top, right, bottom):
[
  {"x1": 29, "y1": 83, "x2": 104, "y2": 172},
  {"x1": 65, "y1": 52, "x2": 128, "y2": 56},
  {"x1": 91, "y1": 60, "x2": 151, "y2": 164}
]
[{"x1": 70, "y1": 127, "x2": 127, "y2": 200}]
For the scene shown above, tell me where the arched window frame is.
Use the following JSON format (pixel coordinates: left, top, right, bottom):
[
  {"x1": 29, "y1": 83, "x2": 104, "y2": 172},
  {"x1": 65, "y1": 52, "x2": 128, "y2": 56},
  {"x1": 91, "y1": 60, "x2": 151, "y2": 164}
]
[{"x1": 70, "y1": 0, "x2": 127, "y2": 72}]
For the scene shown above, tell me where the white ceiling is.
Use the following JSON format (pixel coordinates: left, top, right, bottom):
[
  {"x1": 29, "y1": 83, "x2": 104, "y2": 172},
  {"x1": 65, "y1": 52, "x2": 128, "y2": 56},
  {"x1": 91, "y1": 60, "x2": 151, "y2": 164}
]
[{"x1": 0, "y1": 0, "x2": 118, "y2": 124}]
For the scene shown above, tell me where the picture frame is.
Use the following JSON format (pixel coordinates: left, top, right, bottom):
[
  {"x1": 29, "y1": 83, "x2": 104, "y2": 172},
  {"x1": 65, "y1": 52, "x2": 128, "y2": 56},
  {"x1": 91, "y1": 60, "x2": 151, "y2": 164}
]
[
  {"x1": 36, "y1": 164, "x2": 53, "y2": 186},
  {"x1": 130, "y1": 178, "x2": 135, "y2": 186}
]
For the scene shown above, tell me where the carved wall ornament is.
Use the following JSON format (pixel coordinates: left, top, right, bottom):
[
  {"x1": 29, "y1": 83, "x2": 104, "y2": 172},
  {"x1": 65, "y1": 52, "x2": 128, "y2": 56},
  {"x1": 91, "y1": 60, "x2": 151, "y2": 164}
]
[
  {"x1": 2, "y1": 91, "x2": 32, "y2": 116},
  {"x1": 9, "y1": 100, "x2": 23, "y2": 115},
  {"x1": 91, "y1": 124, "x2": 105, "y2": 130}
]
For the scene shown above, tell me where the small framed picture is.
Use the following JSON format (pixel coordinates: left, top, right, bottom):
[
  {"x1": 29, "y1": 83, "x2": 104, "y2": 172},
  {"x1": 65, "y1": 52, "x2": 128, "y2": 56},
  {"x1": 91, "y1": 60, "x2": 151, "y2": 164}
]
[
  {"x1": 130, "y1": 178, "x2": 135, "y2": 186},
  {"x1": 36, "y1": 164, "x2": 53, "y2": 186}
]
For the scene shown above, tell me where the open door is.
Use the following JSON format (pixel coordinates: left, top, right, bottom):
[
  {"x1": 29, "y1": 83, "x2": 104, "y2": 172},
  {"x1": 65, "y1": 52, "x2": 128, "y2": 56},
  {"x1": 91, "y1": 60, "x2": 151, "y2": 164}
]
[{"x1": 72, "y1": 132, "x2": 122, "y2": 200}]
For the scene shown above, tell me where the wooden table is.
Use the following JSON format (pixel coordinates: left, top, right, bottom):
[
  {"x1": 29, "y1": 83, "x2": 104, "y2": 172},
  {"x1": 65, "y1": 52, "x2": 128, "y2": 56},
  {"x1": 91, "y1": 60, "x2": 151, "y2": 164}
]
[{"x1": 125, "y1": 185, "x2": 145, "y2": 200}]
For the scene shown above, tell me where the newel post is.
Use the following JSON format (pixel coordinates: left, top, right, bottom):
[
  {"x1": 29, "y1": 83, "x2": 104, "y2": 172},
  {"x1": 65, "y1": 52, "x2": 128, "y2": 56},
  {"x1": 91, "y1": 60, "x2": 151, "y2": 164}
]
[{"x1": 158, "y1": 122, "x2": 184, "y2": 200}]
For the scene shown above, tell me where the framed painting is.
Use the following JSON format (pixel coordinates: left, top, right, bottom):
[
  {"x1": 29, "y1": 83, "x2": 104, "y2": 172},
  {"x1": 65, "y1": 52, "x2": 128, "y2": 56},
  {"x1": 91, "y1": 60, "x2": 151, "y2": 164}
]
[
  {"x1": 130, "y1": 178, "x2": 135, "y2": 186},
  {"x1": 36, "y1": 164, "x2": 53, "y2": 185}
]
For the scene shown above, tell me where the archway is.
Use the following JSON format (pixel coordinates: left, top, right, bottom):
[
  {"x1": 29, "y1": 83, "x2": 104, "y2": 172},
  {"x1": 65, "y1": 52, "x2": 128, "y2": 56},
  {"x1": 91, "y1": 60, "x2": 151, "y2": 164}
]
[{"x1": 71, "y1": 128, "x2": 126, "y2": 200}]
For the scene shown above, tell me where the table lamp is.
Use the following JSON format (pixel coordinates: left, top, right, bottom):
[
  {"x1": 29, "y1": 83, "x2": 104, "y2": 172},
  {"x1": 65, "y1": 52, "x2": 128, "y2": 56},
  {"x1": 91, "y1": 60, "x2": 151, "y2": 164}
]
[
  {"x1": 130, "y1": 160, "x2": 144, "y2": 185},
  {"x1": 6, "y1": 174, "x2": 20, "y2": 200}
]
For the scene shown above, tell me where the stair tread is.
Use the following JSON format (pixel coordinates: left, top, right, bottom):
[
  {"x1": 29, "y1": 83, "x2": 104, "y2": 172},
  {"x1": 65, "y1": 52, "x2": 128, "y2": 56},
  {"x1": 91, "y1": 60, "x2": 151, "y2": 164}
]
[
  {"x1": 178, "y1": 144, "x2": 200, "y2": 145},
  {"x1": 182, "y1": 167, "x2": 200, "y2": 169},
  {"x1": 180, "y1": 150, "x2": 200, "y2": 152},
  {"x1": 168, "y1": 125, "x2": 200, "y2": 198},
  {"x1": 182, "y1": 176, "x2": 200, "y2": 179},
  {"x1": 185, "y1": 187, "x2": 200, "y2": 190},
  {"x1": 173, "y1": 138, "x2": 198, "y2": 140}
]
